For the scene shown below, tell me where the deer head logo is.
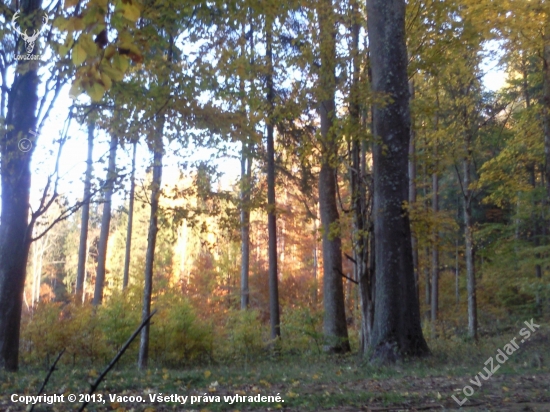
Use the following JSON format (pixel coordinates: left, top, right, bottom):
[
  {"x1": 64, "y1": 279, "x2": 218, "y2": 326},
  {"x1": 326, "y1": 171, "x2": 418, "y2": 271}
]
[{"x1": 12, "y1": 11, "x2": 49, "y2": 55}]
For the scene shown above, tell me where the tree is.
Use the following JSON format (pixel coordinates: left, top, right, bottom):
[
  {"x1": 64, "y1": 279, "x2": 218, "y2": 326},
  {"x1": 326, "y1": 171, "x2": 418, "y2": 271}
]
[
  {"x1": 265, "y1": 14, "x2": 281, "y2": 341},
  {"x1": 317, "y1": 0, "x2": 350, "y2": 353},
  {"x1": 367, "y1": 0, "x2": 429, "y2": 362},
  {"x1": 0, "y1": 0, "x2": 44, "y2": 371},
  {"x1": 138, "y1": 124, "x2": 164, "y2": 370},
  {"x1": 93, "y1": 133, "x2": 118, "y2": 306},
  {"x1": 76, "y1": 120, "x2": 95, "y2": 300},
  {"x1": 123, "y1": 141, "x2": 138, "y2": 290}
]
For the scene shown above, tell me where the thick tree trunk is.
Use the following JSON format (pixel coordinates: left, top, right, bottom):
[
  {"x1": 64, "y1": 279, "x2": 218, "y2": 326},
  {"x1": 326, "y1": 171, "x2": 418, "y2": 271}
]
[
  {"x1": 138, "y1": 131, "x2": 163, "y2": 369},
  {"x1": 122, "y1": 141, "x2": 137, "y2": 290},
  {"x1": 93, "y1": 134, "x2": 118, "y2": 306},
  {"x1": 0, "y1": 0, "x2": 42, "y2": 371},
  {"x1": 367, "y1": 0, "x2": 429, "y2": 362},
  {"x1": 318, "y1": 0, "x2": 350, "y2": 353},
  {"x1": 349, "y1": 1, "x2": 372, "y2": 354},
  {"x1": 265, "y1": 21, "x2": 281, "y2": 340},
  {"x1": 76, "y1": 121, "x2": 95, "y2": 298}
]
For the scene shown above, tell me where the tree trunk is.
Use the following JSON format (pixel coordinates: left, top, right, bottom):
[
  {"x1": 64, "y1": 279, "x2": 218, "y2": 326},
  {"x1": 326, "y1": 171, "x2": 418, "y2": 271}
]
[
  {"x1": 266, "y1": 20, "x2": 281, "y2": 340},
  {"x1": 422, "y1": 141, "x2": 431, "y2": 309},
  {"x1": 455, "y1": 238, "x2": 460, "y2": 305},
  {"x1": 0, "y1": 0, "x2": 42, "y2": 371},
  {"x1": 93, "y1": 134, "x2": 118, "y2": 306},
  {"x1": 122, "y1": 141, "x2": 137, "y2": 290},
  {"x1": 463, "y1": 132, "x2": 477, "y2": 340},
  {"x1": 367, "y1": 0, "x2": 429, "y2": 362},
  {"x1": 240, "y1": 141, "x2": 252, "y2": 310},
  {"x1": 543, "y1": 27, "x2": 550, "y2": 202},
  {"x1": 408, "y1": 80, "x2": 419, "y2": 299},
  {"x1": 431, "y1": 158, "x2": 439, "y2": 325},
  {"x1": 350, "y1": 0, "x2": 372, "y2": 354},
  {"x1": 76, "y1": 121, "x2": 95, "y2": 298},
  {"x1": 318, "y1": 0, "x2": 350, "y2": 353},
  {"x1": 138, "y1": 129, "x2": 164, "y2": 369},
  {"x1": 240, "y1": 19, "x2": 252, "y2": 310}
]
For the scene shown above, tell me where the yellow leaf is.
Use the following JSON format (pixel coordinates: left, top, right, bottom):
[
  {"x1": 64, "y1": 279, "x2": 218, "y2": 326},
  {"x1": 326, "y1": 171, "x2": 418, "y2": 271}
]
[
  {"x1": 53, "y1": 16, "x2": 69, "y2": 30},
  {"x1": 79, "y1": 34, "x2": 98, "y2": 56},
  {"x1": 72, "y1": 43, "x2": 87, "y2": 65},
  {"x1": 110, "y1": 402, "x2": 120, "y2": 410},
  {"x1": 204, "y1": 370, "x2": 211, "y2": 378},
  {"x1": 101, "y1": 72, "x2": 112, "y2": 90},
  {"x1": 113, "y1": 54, "x2": 129, "y2": 73},
  {"x1": 104, "y1": 45, "x2": 117, "y2": 60},
  {"x1": 88, "y1": 369, "x2": 98, "y2": 378},
  {"x1": 88, "y1": 82, "x2": 105, "y2": 102},
  {"x1": 162, "y1": 374, "x2": 169, "y2": 380},
  {"x1": 59, "y1": 44, "x2": 70, "y2": 58},
  {"x1": 123, "y1": 4, "x2": 140, "y2": 22},
  {"x1": 67, "y1": 16, "x2": 85, "y2": 31}
]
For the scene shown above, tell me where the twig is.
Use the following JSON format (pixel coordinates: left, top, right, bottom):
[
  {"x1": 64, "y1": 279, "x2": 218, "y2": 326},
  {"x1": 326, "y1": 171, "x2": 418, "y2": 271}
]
[
  {"x1": 335, "y1": 267, "x2": 358, "y2": 285},
  {"x1": 29, "y1": 348, "x2": 65, "y2": 412},
  {"x1": 78, "y1": 309, "x2": 157, "y2": 412}
]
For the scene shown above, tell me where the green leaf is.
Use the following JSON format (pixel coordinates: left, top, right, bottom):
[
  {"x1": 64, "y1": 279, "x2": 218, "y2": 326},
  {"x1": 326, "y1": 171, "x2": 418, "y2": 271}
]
[
  {"x1": 88, "y1": 82, "x2": 105, "y2": 102},
  {"x1": 72, "y1": 43, "x2": 87, "y2": 65},
  {"x1": 123, "y1": 4, "x2": 140, "y2": 22},
  {"x1": 101, "y1": 65, "x2": 124, "y2": 81},
  {"x1": 113, "y1": 54, "x2": 129, "y2": 73}
]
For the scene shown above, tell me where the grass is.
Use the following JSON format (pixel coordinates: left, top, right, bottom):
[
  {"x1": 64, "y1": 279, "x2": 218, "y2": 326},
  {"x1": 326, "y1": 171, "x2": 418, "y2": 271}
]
[{"x1": 1, "y1": 319, "x2": 549, "y2": 411}]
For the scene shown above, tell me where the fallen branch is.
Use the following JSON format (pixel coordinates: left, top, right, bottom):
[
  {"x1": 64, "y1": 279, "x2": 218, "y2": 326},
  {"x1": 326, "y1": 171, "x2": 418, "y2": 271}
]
[
  {"x1": 78, "y1": 309, "x2": 157, "y2": 412},
  {"x1": 29, "y1": 348, "x2": 66, "y2": 412}
]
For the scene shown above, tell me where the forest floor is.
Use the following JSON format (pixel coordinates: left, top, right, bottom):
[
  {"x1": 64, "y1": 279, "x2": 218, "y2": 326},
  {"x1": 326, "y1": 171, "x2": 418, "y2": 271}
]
[{"x1": 1, "y1": 321, "x2": 549, "y2": 412}]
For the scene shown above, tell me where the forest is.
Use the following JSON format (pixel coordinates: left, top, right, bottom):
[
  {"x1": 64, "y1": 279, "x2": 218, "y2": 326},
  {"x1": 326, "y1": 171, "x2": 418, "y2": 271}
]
[{"x1": 0, "y1": 0, "x2": 549, "y2": 410}]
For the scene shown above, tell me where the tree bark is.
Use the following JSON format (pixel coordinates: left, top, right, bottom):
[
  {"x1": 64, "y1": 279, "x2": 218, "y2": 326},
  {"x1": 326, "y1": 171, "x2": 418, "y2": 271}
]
[
  {"x1": 93, "y1": 134, "x2": 118, "y2": 306},
  {"x1": 455, "y1": 238, "x2": 460, "y2": 305},
  {"x1": 0, "y1": 0, "x2": 42, "y2": 371},
  {"x1": 350, "y1": 0, "x2": 372, "y2": 354},
  {"x1": 431, "y1": 153, "x2": 439, "y2": 325},
  {"x1": 138, "y1": 129, "x2": 163, "y2": 369},
  {"x1": 240, "y1": 19, "x2": 252, "y2": 310},
  {"x1": 122, "y1": 141, "x2": 137, "y2": 290},
  {"x1": 266, "y1": 20, "x2": 280, "y2": 340},
  {"x1": 463, "y1": 131, "x2": 477, "y2": 341},
  {"x1": 76, "y1": 121, "x2": 95, "y2": 298},
  {"x1": 318, "y1": 0, "x2": 350, "y2": 353},
  {"x1": 543, "y1": 26, "x2": 550, "y2": 202},
  {"x1": 408, "y1": 80, "x2": 419, "y2": 299},
  {"x1": 367, "y1": 0, "x2": 429, "y2": 362},
  {"x1": 240, "y1": 141, "x2": 252, "y2": 310}
]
